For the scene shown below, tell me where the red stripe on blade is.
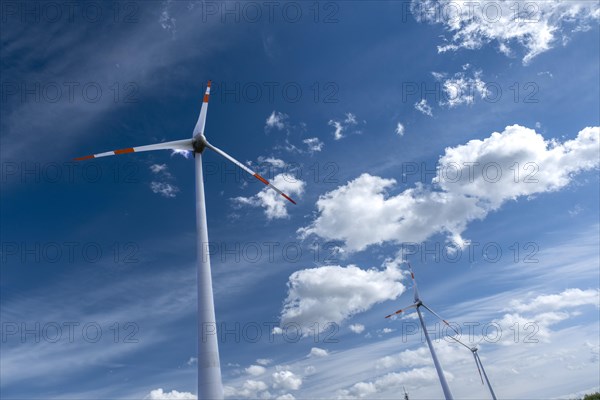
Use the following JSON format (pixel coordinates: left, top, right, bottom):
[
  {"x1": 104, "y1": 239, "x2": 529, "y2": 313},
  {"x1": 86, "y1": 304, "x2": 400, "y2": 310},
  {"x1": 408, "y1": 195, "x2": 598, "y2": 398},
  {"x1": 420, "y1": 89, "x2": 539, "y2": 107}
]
[
  {"x1": 114, "y1": 148, "x2": 134, "y2": 155},
  {"x1": 203, "y1": 94, "x2": 209, "y2": 102},
  {"x1": 207, "y1": 80, "x2": 212, "y2": 87},
  {"x1": 74, "y1": 155, "x2": 94, "y2": 161},
  {"x1": 281, "y1": 193, "x2": 296, "y2": 205},
  {"x1": 254, "y1": 173, "x2": 269, "y2": 185}
]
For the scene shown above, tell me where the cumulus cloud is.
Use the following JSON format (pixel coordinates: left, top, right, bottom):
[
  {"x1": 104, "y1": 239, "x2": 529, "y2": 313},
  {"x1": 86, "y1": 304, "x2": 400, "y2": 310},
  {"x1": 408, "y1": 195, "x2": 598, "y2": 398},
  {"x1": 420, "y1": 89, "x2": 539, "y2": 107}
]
[
  {"x1": 300, "y1": 125, "x2": 599, "y2": 252},
  {"x1": 224, "y1": 379, "x2": 270, "y2": 399},
  {"x1": 279, "y1": 263, "x2": 405, "y2": 332},
  {"x1": 308, "y1": 347, "x2": 329, "y2": 358},
  {"x1": 272, "y1": 370, "x2": 302, "y2": 391},
  {"x1": 349, "y1": 324, "x2": 365, "y2": 334},
  {"x1": 266, "y1": 111, "x2": 289, "y2": 131},
  {"x1": 434, "y1": 126, "x2": 600, "y2": 208},
  {"x1": 411, "y1": 0, "x2": 600, "y2": 64},
  {"x1": 146, "y1": 388, "x2": 195, "y2": 400},
  {"x1": 414, "y1": 99, "x2": 433, "y2": 116},
  {"x1": 234, "y1": 173, "x2": 305, "y2": 219},
  {"x1": 338, "y1": 367, "x2": 448, "y2": 398},
  {"x1": 246, "y1": 364, "x2": 267, "y2": 376}
]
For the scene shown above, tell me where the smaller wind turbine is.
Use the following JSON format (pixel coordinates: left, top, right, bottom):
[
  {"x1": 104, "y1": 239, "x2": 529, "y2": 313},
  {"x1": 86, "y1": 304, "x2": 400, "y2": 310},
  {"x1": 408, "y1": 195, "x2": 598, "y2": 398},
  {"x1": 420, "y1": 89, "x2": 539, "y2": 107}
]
[
  {"x1": 385, "y1": 263, "x2": 498, "y2": 400},
  {"x1": 384, "y1": 262, "x2": 454, "y2": 400},
  {"x1": 419, "y1": 304, "x2": 498, "y2": 400}
]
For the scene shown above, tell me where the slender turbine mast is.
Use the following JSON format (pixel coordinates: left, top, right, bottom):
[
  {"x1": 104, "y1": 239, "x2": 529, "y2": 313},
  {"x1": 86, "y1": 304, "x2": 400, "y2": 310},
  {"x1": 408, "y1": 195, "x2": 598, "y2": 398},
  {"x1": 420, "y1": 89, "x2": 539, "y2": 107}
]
[
  {"x1": 75, "y1": 81, "x2": 297, "y2": 400},
  {"x1": 385, "y1": 263, "x2": 454, "y2": 400}
]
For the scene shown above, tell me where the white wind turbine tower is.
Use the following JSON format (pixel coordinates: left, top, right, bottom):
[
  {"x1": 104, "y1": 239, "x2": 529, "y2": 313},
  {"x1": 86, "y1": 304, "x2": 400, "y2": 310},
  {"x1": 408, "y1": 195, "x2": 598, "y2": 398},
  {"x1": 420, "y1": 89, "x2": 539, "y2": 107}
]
[
  {"x1": 384, "y1": 263, "x2": 498, "y2": 400},
  {"x1": 75, "y1": 80, "x2": 297, "y2": 400}
]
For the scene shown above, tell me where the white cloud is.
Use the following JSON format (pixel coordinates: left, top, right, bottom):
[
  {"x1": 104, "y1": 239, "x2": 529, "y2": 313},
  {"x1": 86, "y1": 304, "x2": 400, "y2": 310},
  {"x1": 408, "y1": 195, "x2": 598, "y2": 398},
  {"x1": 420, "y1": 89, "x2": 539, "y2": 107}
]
[
  {"x1": 234, "y1": 173, "x2": 305, "y2": 219},
  {"x1": 329, "y1": 120, "x2": 344, "y2": 140},
  {"x1": 434, "y1": 125, "x2": 600, "y2": 208},
  {"x1": 303, "y1": 137, "x2": 324, "y2": 153},
  {"x1": 328, "y1": 112, "x2": 363, "y2": 140},
  {"x1": 150, "y1": 181, "x2": 180, "y2": 198},
  {"x1": 338, "y1": 367, "x2": 447, "y2": 398},
  {"x1": 411, "y1": 0, "x2": 600, "y2": 64},
  {"x1": 272, "y1": 370, "x2": 302, "y2": 391},
  {"x1": 150, "y1": 163, "x2": 168, "y2": 174},
  {"x1": 257, "y1": 156, "x2": 287, "y2": 170},
  {"x1": 298, "y1": 173, "x2": 485, "y2": 252},
  {"x1": 246, "y1": 364, "x2": 267, "y2": 376},
  {"x1": 309, "y1": 347, "x2": 329, "y2": 358},
  {"x1": 186, "y1": 357, "x2": 197, "y2": 366},
  {"x1": 158, "y1": 1, "x2": 176, "y2": 34},
  {"x1": 146, "y1": 388, "x2": 195, "y2": 400},
  {"x1": 414, "y1": 99, "x2": 433, "y2": 116},
  {"x1": 349, "y1": 324, "x2": 365, "y2": 334},
  {"x1": 256, "y1": 358, "x2": 273, "y2": 366},
  {"x1": 279, "y1": 263, "x2": 405, "y2": 332},
  {"x1": 374, "y1": 345, "x2": 467, "y2": 370},
  {"x1": 276, "y1": 394, "x2": 296, "y2": 400},
  {"x1": 266, "y1": 111, "x2": 289, "y2": 131},
  {"x1": 224, "y1": 379, "x2": 271, "y2": 399},
  {"x1": 509, "y1": 288, "x2": 600, "y2": 314},
  {"x1": 395, "y1": 123, "x2": 405, "y2": 136},
  {"x1": 300, "y1": 125, "x2": 599, "y2": 252},
  {"x1": 171, "y1": 149, "x2": 192, "y2": 159},
  {"x1": 344, "y1": 112, "x2": 358, "y2": 125},
  {"x1": 433, "y1": 68, "x2": 488, "y2": 107}
]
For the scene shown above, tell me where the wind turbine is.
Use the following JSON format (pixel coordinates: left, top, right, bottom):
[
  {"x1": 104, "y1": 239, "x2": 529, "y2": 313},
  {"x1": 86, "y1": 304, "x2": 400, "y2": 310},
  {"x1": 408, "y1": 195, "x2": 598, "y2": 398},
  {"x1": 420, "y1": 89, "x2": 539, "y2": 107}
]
[
  {"x1": 384, "y1": 262, "x2": 454, "y2": 400},
  {"x1": 384, "y1": 263, "x2": 498, "y2": 400},
  {"x1": 419, "y1": 302, "x2": 498, "y2": 400},
  {"x1": 74, "y1": 80, "x2": 297, "y2": 400}
]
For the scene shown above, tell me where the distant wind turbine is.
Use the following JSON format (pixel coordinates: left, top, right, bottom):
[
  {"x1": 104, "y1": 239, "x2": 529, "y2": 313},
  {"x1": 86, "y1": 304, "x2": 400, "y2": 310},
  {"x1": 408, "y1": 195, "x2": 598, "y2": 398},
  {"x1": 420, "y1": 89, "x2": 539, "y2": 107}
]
[
  {"x1": 385, "y1": 262, "x2": 455, "y2": 400},
  {"x1": 419, "y1": 300, "x2": 498, "y2": 400},
  {"x1": 75, "y1": 81, "x2": 297, "y2": 400},
  {"x1": 384, "y1": 262, "x2": 498, "y2": 400}
]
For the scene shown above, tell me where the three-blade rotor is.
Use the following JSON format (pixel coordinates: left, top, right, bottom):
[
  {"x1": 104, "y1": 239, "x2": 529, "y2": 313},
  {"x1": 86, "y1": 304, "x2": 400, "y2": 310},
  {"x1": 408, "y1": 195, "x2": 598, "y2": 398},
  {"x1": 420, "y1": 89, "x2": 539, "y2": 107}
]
[{"x1": 74, "y1": 80, "x2": 297, "y2": 205}]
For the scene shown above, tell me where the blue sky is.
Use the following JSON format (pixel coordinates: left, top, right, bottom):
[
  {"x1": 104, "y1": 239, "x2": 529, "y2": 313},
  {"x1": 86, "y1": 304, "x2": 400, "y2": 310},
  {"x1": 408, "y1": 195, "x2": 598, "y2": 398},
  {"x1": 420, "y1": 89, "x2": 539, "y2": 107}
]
[{"x1": 1, "y1": 1, "x2": 599, "y2": 399}]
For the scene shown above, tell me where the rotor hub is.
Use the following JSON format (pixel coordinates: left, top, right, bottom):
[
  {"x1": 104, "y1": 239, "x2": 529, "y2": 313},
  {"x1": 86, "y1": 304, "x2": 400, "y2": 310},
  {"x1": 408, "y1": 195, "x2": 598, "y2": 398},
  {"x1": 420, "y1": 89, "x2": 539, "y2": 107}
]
[{"x1": 192, "y1": 136, "x2": 207, "y2": 153}]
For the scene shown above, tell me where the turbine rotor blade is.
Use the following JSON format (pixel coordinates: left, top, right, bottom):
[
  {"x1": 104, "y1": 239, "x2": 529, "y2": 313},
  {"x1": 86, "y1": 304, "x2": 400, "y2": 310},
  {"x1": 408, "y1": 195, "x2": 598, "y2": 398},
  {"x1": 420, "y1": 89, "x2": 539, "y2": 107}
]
[
  {"x1": 193, "y1": 80, "x2": 211, "y2": 137},
  {"x1": 473, "y1": 350, "x2": 485, "y2": 385},
  {"x1": 384, "y1": 303, "x2": 417, "y2": 319},
  {"x1": 205, "y1": 142, "x2": 297, "y2": 205},
  {"x1": 420, "y1": 303, "x2": 472, "y2": 350},
  {"x1": 406, "y1": 261, "x2": 420, "y2": 303},
  {"x1": 74, "y1": 139, "x2": 193, "y2": 161}
]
